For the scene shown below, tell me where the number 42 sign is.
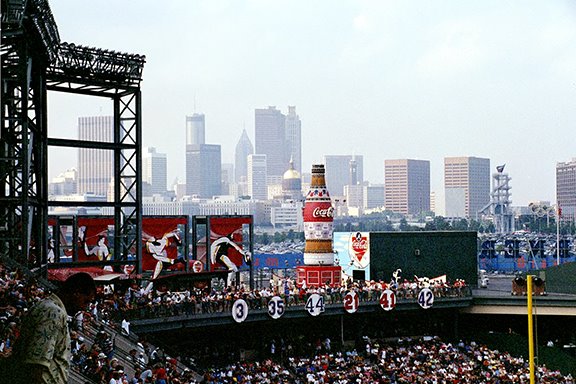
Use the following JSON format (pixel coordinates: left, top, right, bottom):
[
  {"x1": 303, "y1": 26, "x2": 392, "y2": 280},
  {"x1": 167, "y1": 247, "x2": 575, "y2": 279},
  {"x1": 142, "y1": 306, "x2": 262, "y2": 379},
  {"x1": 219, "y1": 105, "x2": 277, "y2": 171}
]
[{"x1": 417, "y1": 288, "x2": 434, "y2": 309}]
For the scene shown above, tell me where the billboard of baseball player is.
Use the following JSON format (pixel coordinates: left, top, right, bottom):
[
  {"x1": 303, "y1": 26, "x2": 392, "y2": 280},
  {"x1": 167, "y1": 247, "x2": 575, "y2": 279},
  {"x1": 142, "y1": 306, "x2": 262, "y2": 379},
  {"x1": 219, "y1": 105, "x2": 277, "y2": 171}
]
[
  {"x1": 142, "y1": 216, "x2": 187, "y2": 279},
  {"x1": 209, "y1": 216, "x2": 252, "y2": 285},
  {"x1": 77, "y1": 217, "x2": 114, "y2": 268}
]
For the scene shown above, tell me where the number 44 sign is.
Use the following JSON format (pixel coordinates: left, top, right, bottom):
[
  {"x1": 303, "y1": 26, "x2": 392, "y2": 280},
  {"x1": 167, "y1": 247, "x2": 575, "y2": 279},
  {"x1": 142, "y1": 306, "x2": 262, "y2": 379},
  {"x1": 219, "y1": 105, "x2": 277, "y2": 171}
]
[{"x1": 305, "y1": 293, "x2": 325, "y2": 316}]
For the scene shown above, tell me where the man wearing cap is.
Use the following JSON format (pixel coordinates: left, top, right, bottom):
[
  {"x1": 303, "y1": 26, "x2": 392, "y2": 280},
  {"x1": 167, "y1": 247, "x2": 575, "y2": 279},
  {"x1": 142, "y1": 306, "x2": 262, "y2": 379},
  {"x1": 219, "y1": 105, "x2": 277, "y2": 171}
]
[
  {"x1": 108, "y1": 368, "x2": 124, "y2": 384},
  {"x1": 9, "y1": 272, "x2": 96, "y2": 384}
]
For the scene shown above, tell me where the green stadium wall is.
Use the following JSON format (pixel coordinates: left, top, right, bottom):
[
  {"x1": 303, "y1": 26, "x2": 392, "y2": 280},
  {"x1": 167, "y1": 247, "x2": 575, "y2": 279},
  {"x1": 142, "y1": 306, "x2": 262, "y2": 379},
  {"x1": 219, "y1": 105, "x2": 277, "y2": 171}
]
[{"x1": 369, "y1": 231, "x2": 478, "y2": 284}]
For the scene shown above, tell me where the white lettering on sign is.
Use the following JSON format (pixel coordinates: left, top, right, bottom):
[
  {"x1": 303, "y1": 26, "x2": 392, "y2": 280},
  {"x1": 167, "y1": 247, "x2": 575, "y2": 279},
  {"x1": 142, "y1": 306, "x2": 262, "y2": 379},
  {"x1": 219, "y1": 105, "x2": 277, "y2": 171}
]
[
  {"x1": 312, "y1": 206, "x2": 334, "y2": 218},
  {"x1": 352, "y1": 239, "x2": 368, "y2": 250}
]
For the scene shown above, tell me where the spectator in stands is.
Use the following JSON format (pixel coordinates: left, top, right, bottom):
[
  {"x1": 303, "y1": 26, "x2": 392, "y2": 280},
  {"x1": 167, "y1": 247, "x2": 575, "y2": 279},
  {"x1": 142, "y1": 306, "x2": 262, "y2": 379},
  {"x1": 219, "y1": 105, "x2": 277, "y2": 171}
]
[
  {"x1": 8, "y1": 272, "x2": 96, "y2": 384},
  {"x1": 140, "y1": 363, "x2": 154, "y2": 383}
]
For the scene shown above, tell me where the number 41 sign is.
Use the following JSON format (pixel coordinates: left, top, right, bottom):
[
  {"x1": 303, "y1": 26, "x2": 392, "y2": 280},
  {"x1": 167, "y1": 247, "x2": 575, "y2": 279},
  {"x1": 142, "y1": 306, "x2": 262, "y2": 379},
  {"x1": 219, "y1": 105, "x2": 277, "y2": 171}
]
[{"x1": 379, "y1": 289, "x2": 396, "y2": 311}]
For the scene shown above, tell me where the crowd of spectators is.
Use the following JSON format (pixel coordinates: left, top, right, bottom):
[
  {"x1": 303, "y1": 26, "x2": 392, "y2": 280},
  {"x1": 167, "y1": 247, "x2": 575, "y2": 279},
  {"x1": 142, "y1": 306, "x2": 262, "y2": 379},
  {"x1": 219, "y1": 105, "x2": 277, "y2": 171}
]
[
  {"x1": 201, "y1": 337, "x2": 574, "y2": 384},
  {"x1": 2, "y1": 261, "x2": 574, "y2": 384},
  {"x1": 104, "y1": 276, "x2": 471, "y2": 322},
  {"x1": 0, "y1": 262, "x2": 197, "y2": 383}
]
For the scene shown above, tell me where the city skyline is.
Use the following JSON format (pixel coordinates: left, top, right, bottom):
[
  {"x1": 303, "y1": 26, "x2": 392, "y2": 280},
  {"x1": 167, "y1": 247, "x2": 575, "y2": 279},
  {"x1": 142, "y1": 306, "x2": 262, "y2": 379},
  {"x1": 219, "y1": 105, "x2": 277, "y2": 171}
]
[{"x1": 46, "y1": 1, "x2": 576, "y2": 206}]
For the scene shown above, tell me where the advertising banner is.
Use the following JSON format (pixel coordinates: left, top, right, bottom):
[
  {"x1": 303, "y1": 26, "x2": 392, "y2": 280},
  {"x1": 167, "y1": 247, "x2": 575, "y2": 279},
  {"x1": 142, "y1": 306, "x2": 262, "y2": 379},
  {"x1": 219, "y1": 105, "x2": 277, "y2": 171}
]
[
  {"x1": 209, "y1": 216, "x2": 252, "y2": 272},
  {"x1": 349, "y1": 231, "x2": 370, "y2": 269},
  {"x1": 333, "y1": 232, "x2": 371, "y2": 280},
  {"x1": 77, "y1": 217, "x2": 114, "y2": 263},
  {"x1": 142, "y1": 216, "x2": 187, "y2": 273}
]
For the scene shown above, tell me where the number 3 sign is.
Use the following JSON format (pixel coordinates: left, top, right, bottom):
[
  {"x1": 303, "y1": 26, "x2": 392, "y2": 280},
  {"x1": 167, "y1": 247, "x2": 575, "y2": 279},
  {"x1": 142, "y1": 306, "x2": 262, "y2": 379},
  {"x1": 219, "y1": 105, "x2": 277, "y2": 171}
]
[{"x1": 232, "y1": 299, "x2": 249, "y2": 323}]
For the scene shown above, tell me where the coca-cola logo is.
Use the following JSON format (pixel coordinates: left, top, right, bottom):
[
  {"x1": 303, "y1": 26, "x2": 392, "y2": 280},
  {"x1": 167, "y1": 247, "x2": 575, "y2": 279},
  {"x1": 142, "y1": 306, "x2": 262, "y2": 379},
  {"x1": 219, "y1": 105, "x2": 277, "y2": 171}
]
[
  {"x1": 352, "y1": 238, "x2": 368, "y2": 251},
  {"x1": 313, "y1": 206, "x2": 334, "y2": 218},
  {"x1": 351, "y1": 232, "x2": 368, "y2": 261}
]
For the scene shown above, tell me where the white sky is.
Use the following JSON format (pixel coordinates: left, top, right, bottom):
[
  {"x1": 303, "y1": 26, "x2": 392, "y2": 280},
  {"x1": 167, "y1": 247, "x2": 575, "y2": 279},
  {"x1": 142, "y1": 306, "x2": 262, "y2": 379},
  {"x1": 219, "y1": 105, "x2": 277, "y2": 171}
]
[{"x1": 47, "y1": 0, "x2": 576, "y2": 206}]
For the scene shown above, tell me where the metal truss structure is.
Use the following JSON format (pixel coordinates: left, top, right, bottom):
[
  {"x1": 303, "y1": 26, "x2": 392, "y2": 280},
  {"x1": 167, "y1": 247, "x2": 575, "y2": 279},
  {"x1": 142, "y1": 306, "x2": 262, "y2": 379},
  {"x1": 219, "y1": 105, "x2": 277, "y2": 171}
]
[
  {"x1": 1, "y1": 0, "x2": 145, "y2": 273},
  {"x1": 478, "y1": 165, "x2": 514, "y2": 234}
]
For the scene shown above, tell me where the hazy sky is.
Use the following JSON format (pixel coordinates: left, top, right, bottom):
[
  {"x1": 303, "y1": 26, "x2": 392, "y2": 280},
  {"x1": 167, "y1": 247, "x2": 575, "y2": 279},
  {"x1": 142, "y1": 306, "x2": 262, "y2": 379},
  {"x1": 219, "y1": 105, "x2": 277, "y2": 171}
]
[{"x1": 47, "y1": 0, "x2": 576, "y2": 206}]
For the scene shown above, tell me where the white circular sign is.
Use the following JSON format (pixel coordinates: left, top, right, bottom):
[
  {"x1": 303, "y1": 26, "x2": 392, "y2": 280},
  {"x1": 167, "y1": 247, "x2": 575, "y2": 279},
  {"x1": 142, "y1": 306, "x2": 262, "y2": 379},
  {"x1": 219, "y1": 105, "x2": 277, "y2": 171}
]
[
  {"x1": 267, "y1": 296, "x2": 286, "y2": 319},
  {"x1": 417, "y1": 288, "x2": 434, "y2": 309},
  {"x1": 379, "y1": 289, "x2": 396, "y2": 311},
  {"x1": 343, "y1": 291, "x2": 359, "y2": 314},
  {"x1": 232, "y1": 299, "x2": 249, "y2": 323},
  {"x1": 305, "y1": 293, "x2": 325, "y2": 316},
  {"x1": 192, "y1": 260, "x2": 203, "y2": 273}
]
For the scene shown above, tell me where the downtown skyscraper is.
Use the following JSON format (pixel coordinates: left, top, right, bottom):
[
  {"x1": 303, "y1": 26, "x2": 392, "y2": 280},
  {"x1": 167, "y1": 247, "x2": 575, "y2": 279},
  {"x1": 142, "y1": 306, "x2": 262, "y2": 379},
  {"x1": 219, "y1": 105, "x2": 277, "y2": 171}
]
[
  {"x1": 557, "y1": 158, "x2": 576, "y2": 221},
  {"x1": 142, "y1": 147, "x2": 168, "y2": 196},
  {"x1": 323, "y1": 155, "x2": 364, "y2": 197},
  {"x1": 248, "y1": 154, "x2": 267, "y2": 200},
  {"x1": 444, "y1": 156, "x2": 490, "y2": 218},
  {"x1": 186, "y1": 113, "x2": 205, "y2": 146},
  {"x1": 384, "y1": 159, "x2": 430, "y2": 216},
  {"x1": 185, "y1": 113, "x2": 221, "y2": 198},
  {"x1": 254, "y1": 106, "x2": 302, "y2": 178},
  {"x1": 285, "y1": 106, "x2": 302, "y2": 173},
  {"x1": 77, "y1": 116, "x2": 113, "y2": 197},
  {"x1": 234, "y1": 128, "x2": 254, "y2": 183}
]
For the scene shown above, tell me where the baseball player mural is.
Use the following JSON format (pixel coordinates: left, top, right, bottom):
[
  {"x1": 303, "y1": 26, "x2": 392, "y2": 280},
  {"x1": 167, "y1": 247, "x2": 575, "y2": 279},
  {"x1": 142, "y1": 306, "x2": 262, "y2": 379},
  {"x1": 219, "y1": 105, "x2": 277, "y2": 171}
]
[
  {"x1": 143, "y1": 229, "x2": 182, "y2": 279},
  {"x1": 210, "y1": 232, "x2": 251, "y2": 285},
  {"x1": 77, "y1": 217, "x2": 114, "y2": 269},
  {"x1": 208, "y1": 216, "x2": 252, "y2": 286},
  {"x1": 141, "y1": 217, "x2": 187, "y2": 279}
]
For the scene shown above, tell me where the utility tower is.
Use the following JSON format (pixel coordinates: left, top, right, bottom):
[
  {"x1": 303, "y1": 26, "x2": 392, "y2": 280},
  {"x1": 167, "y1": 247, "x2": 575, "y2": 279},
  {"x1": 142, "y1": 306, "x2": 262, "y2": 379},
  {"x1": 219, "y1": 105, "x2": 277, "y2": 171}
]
[{"x1": 478, "y1": 165, "x2": 514, "y2": 233}]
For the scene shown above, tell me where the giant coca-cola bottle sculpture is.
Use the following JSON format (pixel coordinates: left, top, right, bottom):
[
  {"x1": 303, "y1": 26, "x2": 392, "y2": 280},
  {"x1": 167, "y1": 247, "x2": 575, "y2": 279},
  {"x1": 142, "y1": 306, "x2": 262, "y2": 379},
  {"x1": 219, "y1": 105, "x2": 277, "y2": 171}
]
[{"x1": 303, "y1": 164, "x2": 335, "y2": 266}]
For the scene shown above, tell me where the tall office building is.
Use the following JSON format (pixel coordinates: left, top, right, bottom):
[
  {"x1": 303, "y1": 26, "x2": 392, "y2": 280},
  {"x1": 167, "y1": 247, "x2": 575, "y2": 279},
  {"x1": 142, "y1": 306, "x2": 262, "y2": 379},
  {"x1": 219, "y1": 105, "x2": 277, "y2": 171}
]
[
  {"x1": 77, "y1": 116, "x2": 114, "y2": 197},
  {"x1": 384, "y1": 159, "x2": 430, "y2": 216},
  {"x1": 49, "y1": 168, "x2": 77, "y2": 196},
  {"x1": 186, "y1": 113, "x2": 205, "y2": 145},
  {"x1": 186, "y1": 144, "x2": 221, "y2": 198},
  {"x1": 234, "y1": 129, "x2": 254, "y2": 183},
  {"x1": 323, "y1": 155, "x2": 364, "y2": 197},
  {"x1": 364, "y1": 184, "x2": 385, "y2": 210},
  {"x1": 557, "y1": 158, "x2": 576, "y2": 221},
  {"x1": 285, "y1": 106, "x2": 302, "y2": 173},
  {"x1": 248, "y1": 154, "x2": 267, "y2": 201},
  {"x1": 221, "y1": 163, "x2": 234, "y2": 195},
  {"x1": 255, "y1": 106, "x2": 286, "y2": 178},
  {"x1": 444, "y1": 156, "x2": 490, "y2": 218},
  {"x1": 142, "y1": 147, "x2": 168, "y2": 196}
]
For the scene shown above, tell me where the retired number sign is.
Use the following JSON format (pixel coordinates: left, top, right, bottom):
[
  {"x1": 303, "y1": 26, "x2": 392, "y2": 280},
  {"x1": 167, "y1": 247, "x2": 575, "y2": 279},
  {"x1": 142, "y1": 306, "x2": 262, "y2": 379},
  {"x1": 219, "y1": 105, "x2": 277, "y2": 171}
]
[
  {"x1": 267, "y1": 296, "x2": 285, "y2": 319},
  {"x1": 305, "y1": 293, "x2": 325, "y2": 316},
  {"x1": 379, "y1": 289, "x2": 396, "y2": 311},
  {"x1": 232, "y1": 299, "x2": 249, "y2": 323},
  {"x1": 417, "y1": 288, "x2": 434, "y2": 309},
  {"x1": 343, "y1": 291, "x2": 359, "y2": 314}
]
